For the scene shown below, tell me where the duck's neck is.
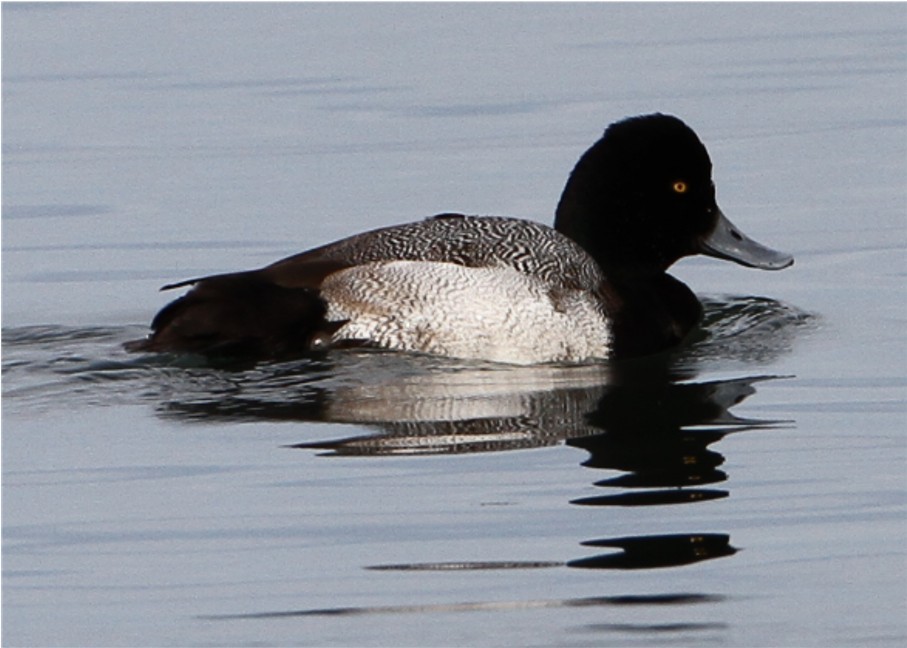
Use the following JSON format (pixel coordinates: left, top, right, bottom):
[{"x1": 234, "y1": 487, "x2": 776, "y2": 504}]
[
  {"x1": 555, "y1": 176, "x2": 670, "y2": 279},
  {"x1": 556, "y1": 203, "x2": 654, "y2": 283},
  {"x1": 555, "y1": 168, "x2": 606, "y2": 263}
]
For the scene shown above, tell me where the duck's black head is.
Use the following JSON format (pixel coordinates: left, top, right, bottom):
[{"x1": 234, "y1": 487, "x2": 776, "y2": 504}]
[{"x1": 555, "y1": 113, "x2": 792, "y2": 278}]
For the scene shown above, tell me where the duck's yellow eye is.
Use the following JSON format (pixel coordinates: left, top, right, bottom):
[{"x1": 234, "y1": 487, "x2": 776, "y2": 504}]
[{"x1": 673, "y1": 181, "x2": 688, "y2": 194}]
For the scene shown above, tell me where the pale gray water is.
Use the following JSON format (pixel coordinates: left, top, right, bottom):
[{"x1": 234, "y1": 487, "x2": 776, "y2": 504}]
[{"x1": 3, "y1": 3, "x2": 906, "y2": 647}]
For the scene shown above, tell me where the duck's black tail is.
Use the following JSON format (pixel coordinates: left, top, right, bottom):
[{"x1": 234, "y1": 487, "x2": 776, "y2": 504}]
[{"x1": 125, "y1": 270, "x2": 343, "y2": 359}]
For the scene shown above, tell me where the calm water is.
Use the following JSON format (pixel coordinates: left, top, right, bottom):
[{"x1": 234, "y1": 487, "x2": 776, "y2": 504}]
[{"x1": 3, "y1": 4, "x2": 906, "y2": 647}]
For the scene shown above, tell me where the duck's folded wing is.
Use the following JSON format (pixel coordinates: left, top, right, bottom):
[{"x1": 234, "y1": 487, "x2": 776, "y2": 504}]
[{"x1": 261, "y1": 214, "x2": 603, "y2": 291}]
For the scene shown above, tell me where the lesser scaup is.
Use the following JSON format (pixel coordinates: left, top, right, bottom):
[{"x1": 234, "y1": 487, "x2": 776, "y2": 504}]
[{"x1": 127, "y1": 113, "x2": 793, "y2": 364}]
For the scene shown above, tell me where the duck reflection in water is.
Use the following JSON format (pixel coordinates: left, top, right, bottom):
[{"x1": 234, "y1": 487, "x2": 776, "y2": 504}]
[
  {"x1": 286, "y1": 353, "x2": 784, "y2": 570},
  {"x1": 156, "y1": 295, "x2": 810, "y2": 570}
]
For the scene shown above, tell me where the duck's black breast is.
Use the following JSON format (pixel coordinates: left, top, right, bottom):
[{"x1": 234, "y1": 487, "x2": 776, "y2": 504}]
[{"x1": 601, "y1": 274, "x2": 705, "y2": 359}]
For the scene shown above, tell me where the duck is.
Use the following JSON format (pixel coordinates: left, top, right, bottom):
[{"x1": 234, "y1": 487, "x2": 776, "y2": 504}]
[{"x1": 126, "y1": 113, "x2": 793, "y2": 365}]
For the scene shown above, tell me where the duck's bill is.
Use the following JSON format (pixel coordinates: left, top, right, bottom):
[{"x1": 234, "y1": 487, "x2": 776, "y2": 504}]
[{"x1": 699, "y1": 210, "x2": 794, "y2": 270}]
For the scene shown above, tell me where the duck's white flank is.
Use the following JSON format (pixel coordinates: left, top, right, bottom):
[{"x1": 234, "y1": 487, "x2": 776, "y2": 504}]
[{"x1": 322, "y1": 260, "x2": 611, "y2": 365}]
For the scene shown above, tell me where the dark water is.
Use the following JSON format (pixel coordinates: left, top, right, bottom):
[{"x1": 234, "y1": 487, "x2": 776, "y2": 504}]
[{"x1": 3, "y1": 3, "x2": 906, "y2": 647}]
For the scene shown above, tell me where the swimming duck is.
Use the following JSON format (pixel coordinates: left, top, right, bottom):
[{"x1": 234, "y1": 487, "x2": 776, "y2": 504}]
[{"x1": 127, "y1": 113, "x2": 792, "y2": 364}]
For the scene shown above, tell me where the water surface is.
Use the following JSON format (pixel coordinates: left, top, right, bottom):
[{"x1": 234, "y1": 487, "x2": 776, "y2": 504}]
[{"x1": 3, "y1": 4, "x2": 906, "y2": 647}]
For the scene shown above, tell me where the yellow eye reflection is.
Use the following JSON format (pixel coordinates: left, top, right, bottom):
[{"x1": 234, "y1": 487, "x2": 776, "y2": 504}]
[{"x1": 673, "y1": 181, "x2": 689, "y2": 194}]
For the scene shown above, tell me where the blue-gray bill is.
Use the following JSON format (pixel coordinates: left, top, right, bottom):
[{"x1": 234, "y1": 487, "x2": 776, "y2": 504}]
[{"x1": 699, "y1": 210, "x2": 794, "y2": 270}]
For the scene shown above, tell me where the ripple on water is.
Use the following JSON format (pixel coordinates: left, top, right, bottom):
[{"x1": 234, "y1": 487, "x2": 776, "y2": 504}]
[{"x1": 1, "y1": 295, "x2": 817, "y2": 420}]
